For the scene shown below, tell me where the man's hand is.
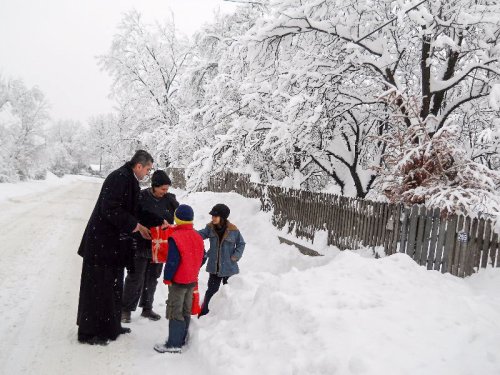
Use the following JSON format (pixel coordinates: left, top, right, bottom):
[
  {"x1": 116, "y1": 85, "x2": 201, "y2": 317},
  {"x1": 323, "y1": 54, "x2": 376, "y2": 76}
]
[
  {"x1": 133, "y1": 223, "x2": 151, "y2": 240},
  {"x1": 161, "y1": 220, "x2": 172, "y2": 230},
  {"x1": 230, "y1": 255, "x2": 238, "y2": 262}
]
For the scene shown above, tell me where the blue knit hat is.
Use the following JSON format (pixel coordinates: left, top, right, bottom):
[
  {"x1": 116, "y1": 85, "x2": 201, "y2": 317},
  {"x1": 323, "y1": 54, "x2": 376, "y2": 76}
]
[{"x1": 174, "y1": 204, "x2": 194, "y2": 224}]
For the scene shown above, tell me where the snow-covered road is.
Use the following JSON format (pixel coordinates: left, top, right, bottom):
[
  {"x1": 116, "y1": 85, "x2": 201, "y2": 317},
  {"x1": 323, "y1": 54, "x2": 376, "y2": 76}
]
[{"x1": 0, "y1": 177, "x2": 499, "y2": 375}]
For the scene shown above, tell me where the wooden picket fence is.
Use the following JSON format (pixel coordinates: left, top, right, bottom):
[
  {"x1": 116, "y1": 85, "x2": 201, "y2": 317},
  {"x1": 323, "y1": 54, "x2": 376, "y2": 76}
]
[{"x1": 167, "y1": 168, "x2": 499, "y2": 277}]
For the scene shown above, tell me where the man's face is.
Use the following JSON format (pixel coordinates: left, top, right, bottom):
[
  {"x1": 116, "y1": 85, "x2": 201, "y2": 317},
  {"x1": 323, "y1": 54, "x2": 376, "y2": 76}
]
[
  {"x1": 211, "y1": 215, "x2": 221, "y2": 225},
  {"x1": 135, "y1": 162, "x2": 153, "y2": 181}
]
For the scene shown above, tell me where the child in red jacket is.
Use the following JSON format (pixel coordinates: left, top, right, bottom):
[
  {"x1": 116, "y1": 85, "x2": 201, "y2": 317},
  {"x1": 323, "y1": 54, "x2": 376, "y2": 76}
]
[{"x1": 154, "y1": 204, "x2": 204, "y2": 354}]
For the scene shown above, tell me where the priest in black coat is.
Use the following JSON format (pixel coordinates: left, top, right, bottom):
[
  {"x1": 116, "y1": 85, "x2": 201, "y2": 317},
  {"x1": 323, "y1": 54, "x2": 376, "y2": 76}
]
[{"x1": 76, "y1": 150, "x2": 153, "y2": 345}]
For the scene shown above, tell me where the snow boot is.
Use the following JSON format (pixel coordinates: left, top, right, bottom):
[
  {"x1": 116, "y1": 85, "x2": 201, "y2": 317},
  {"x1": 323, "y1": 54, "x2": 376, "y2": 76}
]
[
  {"x1": 119, "y1": 326, "x2": 132, "y2": 334},
  {"x1": 154, "y1": 343, "x2": 182, "y2": 354},
  {"x1": 121, "y1": 310, "x2": 131, "y2": 323},
  {"x1": 141, "y1": 308, "x2": 161, "y2": 321}
]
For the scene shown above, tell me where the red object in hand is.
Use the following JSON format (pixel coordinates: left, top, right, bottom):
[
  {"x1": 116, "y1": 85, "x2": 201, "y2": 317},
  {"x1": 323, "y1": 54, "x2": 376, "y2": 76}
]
[
  {"x1": 191, "y1": 283, "x2": 201, "y2": 315},
  {"x1": 151, "y1": 226, "x2": 174, "y2": 263}
]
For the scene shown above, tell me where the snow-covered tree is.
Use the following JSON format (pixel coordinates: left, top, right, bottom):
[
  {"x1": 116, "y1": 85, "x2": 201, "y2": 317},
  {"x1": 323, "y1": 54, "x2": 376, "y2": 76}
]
[
  {"x1": 0, "y1": 77, "x2": 50, "y2": 181},
  {"x1": 99, "y1": 10, "x2": 191, "y2": 165},
  {"x1": 45, "y1": 119, "x2": 90, "y2": 176},
  {"x1": 183, "y1": 0, "x2": 500, "y2": 199}
]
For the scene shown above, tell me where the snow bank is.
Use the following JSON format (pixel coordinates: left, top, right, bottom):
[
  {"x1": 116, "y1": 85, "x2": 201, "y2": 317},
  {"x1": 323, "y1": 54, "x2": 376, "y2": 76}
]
[{"x1": 156, "y1": 191, "x2": 500, "y2": 375}]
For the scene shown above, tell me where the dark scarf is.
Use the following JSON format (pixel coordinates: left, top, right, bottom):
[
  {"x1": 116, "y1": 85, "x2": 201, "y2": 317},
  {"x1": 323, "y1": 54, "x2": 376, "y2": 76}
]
[{"x1": 214, "y1": 220, "x2": 227, "y2": 242}]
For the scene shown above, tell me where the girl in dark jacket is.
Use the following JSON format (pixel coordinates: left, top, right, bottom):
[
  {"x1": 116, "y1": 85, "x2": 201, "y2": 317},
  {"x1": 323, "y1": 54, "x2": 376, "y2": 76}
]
[{"x1": 197, "y1": 204, "x2": 245, "y2": 317}]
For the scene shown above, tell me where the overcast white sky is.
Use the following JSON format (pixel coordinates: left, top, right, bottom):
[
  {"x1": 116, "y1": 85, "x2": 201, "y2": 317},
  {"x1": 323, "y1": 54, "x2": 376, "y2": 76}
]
[{"x1": 0, "y1": 0, "x2": 237, "y2": 123}]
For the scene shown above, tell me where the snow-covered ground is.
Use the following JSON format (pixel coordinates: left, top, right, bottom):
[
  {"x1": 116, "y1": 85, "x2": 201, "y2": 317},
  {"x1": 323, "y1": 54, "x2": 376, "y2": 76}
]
[{"x1": 0, "y1": 176, "x2": 499, "y2": 375}]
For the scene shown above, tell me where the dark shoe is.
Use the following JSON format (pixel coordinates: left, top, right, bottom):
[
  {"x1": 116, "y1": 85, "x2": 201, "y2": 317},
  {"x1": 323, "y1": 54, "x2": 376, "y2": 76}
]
[
  {"x1": 141, "y1": 308, "x2": 161, "y2": 321},
  {"x1": 198, "y1": 302, "x2": 209, "y2": 318},
  {"x1": 119, "y1": 326, "x2": 132, "y2": 334},
  {"x1": 78, "y1": 336, "x2": 109, "y2": 346},
  {"x1": 121, "y1": 310, "x2": 131, "y2": 323}
]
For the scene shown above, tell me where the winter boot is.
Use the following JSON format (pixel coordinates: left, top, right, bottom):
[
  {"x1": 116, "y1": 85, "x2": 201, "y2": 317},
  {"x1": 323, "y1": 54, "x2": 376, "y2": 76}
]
[
  {"x1": 141, "y1": 308, "x2": 161, "y2": 321},
  {"x1": 154, "y1": 343, "x2": 182, "y2": 354},
  {"x1": 119, "y1": 326, "x2": 132, "y2": 334},
  {"x1": 121, "y1": 310, "x2": 131, "y2": 323},
  {"x1": 198, "y1": 298, "x2": 210, "y2": 318}
]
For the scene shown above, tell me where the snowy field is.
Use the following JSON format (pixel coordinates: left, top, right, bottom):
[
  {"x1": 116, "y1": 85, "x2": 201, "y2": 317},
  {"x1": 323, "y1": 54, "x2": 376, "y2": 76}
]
[{"x1": 0, "y1": 176, "x2": 499, "y2": 375}]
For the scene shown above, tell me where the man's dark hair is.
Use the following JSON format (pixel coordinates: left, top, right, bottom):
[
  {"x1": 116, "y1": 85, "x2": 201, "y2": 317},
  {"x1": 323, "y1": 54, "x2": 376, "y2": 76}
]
[{"x1": 129, "y1": 150, "x2": 154, "y2": 166}]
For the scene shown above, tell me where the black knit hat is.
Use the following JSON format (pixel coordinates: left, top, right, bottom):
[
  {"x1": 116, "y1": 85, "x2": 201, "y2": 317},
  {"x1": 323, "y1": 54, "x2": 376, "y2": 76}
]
[
  {"x1": 209, "y1": 203, "x2": 230, "y2": 220},
  {"x1": 151, "y1": 170, "x2": 171, "y2": 187}
]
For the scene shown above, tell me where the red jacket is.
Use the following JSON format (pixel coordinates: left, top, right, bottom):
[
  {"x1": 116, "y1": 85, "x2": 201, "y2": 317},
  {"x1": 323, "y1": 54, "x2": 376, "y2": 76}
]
[{"x1": 169, "y1": 224, "x2": 204, "y2": 284}]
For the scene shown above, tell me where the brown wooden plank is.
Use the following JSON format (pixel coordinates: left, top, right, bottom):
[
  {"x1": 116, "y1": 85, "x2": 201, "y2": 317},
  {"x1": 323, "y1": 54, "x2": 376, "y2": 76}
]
[
  {"x1": 346, "y1": 197, "x2": 354, "y2": 249},
  {"x1": 413, "y1": 206, "x2": 427, "y2": 264},
  {"x1": 383, "y1": 204, "x2": 394, "y2": 255},
  {"x1": 406, "y1": 205, "x2": 420, "y2": 257},
  {"x1": 334, "y1": 196, "x2": 341, "y2": 247},
  {"x1": 451, "y1": 215, "x2": 465, "y2": 276},
  {"x1": 344, "y1": 198, "x2": 352, "y2": 249},
  {"x1": 361, "y1": 201, "x2": 369, "y2": 246},
  {"x1": 442, "y1": 214, "x2": 458, "y2": 274},
  {"x1": 490, "y1": 233, "x2": 499, "y2": 268},
  {"x1": 465, "y1": 218, "x2": 479, "y2": 276},
  {"x1": 337, "y1": 197, "x2": 344, "y2": 249},
  {"x1": 426, "y1": 207, "x2": 441, "y2": 270},
  {"x1": 378, "y1": 203, "x2": 388, "y2": 248},
  {"x1": 458, "y1": 216, "x2": 471, "y2": 277},
  {"x1": 419, "y1": 207, "x2": 434, "y2": 266},
  {"x1": 433, "y1": 214, "x2": 448, "y2": 271},
  {"x1": 480, "y1": 220, "x2": 492, "y2": 268},
  {"x1": 368, "y1": 201, "x2": 377, "y2": 248},
  {"x1": 337, "y1": 196, "x2": 345, "y2": 249},
  {"x1": 346, "y1": 198, "x2": 355, "y2": 249},
  {"x1": 352, "y1": 199, "x2": 361, "y2": 249},
  {"x1": 474, "y1": 218, "x2": 486, "y2": 271},
  {"x1": 373, "y1": 202, "x2": 382, "y2": 247},
  {"x1": 352, "y1": 200, "x2": 360, "y2": 248},
  {"x1": 399, "y1": 207, "x2": 410, "y2": 253},
  {"x1": 334, "y1": 195, "x2": 342, "y2": 248},
  {"x1": 359, "y1": 200, "x2": 367, "y2": 247},
  {"x1": 391, "y1": 204, "x2": 403, "y2": 254}
]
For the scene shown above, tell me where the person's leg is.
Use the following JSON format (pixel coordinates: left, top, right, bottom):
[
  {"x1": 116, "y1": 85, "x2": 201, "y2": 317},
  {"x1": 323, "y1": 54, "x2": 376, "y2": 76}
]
[
  {"x1": 182, "y1": 285, "x2": 194, "y2": 345},
  {"x1": 121, "y1": 257, "x2": 148, "y2": 321},
  {"x1": 113, "y1": 267, "x2": 130, "y2": 336},
  {"x1": 77, "y1": 263, "x2": 124, "y2": 344},
  {"x1": 157, "y1": 284, "x2": 188, "y2": 352},
  {"x1": 199, "y1": 273, "x2": 223, "y2": 317},
  {"x1": 140, "y1": 262, "x2": 163, "y2": 320}
]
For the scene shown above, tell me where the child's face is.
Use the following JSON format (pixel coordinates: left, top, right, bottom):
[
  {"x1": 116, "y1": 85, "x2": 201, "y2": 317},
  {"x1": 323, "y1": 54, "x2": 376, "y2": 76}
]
[{"x1": 211, "y1": 216, "x2": 221, "y2": 225}]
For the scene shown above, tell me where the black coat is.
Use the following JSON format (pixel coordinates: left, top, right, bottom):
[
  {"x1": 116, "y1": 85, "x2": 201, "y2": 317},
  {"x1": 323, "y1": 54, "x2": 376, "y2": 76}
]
[
  {"x1": 135, "y1": 189, "x2": 179, "y2": 258},
  {"x1": 78, "y1": 163, "x2": 140, "y2": 267}
]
